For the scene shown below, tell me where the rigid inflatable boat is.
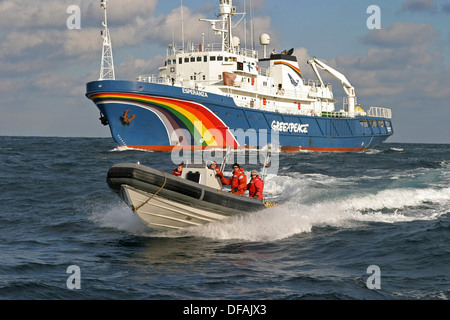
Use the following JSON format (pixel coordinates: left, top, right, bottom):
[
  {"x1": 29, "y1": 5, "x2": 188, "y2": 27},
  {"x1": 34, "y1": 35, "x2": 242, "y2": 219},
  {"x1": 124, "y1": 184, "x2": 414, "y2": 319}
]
[{"x1": 107, "y1": 162, "x2": 277, "y2": 231}]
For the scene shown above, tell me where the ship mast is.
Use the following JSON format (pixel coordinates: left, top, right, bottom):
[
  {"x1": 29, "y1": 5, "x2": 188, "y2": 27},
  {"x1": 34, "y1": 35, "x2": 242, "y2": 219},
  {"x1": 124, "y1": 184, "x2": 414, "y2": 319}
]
[
  {"x1": 201, "y1": 0, "x2": 244, "y2": 53},
  {"x1": 99, "y1": 0, "x2": 115, "y2": 80},
  {"x1": 220, "y1": 0, "x2": 233, "y2": 52}
]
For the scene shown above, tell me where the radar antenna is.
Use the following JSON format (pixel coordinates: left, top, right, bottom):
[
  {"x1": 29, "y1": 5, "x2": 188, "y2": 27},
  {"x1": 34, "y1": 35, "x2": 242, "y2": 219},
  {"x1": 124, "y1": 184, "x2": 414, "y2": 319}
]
[
  {"x1": 99, "y1": 0, "x2": 115, "y2": 80},
  {"x1": 200, "y1": 0, "x2": 245, "y2": 53}
]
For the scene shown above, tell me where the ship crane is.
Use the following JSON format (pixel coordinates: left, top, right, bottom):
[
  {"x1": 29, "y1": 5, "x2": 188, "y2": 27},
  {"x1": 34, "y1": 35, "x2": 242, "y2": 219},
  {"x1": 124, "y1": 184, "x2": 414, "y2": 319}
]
[{"x1": 307, "y1": 57, "x2": 356, "y2": 116}]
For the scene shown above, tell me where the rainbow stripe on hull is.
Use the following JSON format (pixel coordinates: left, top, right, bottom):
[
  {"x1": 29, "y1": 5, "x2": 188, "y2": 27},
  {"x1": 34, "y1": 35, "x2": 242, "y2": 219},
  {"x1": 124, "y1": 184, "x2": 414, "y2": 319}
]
[
  {"x1": 90, "y1": 92, "x2": 238, "y2": 149},
  {"x1": 86, "y1": 80, "x2": 393, "y2": 152}
]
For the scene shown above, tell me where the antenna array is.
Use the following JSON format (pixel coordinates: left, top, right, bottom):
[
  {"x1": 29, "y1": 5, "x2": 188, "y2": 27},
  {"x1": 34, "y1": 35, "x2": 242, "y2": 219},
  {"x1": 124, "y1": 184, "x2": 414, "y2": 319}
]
[{"x1": 99, "y1": 0, "x2": 115, "y2": 80}]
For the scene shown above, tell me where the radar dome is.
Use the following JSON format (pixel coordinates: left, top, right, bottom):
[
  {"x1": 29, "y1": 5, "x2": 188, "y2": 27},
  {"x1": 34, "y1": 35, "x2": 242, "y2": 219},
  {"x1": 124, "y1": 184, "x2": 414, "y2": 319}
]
[
  {"x1": 260, "y1": 34, "x2": 270, "y2": 45},
  {"x1": 232, "y1": 36, "x2": 241, "y2": 47}
]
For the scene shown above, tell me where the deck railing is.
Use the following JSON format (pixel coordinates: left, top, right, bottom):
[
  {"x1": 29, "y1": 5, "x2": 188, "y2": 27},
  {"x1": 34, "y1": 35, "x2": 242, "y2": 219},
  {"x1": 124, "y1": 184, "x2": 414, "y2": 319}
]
[{"x1": 367, "y1": 107, "x2": 392, "y2": 119}]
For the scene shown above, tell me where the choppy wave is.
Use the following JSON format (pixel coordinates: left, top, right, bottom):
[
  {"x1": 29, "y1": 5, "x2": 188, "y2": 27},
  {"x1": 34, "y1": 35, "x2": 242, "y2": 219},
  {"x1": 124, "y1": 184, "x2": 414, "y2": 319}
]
[
  {"x1": 109, "y1": 145, "x2": 153, "y2": 153},
  {"x1": 89, "y1": 202, "x2": 149, "y2": 234},
  {"x1": 3, "y1": 137, "x2": 448, "y2": 300},
  {"x1": 176, "y1": 186, "x2": 449, "y2": 241},
  {"x1": 93, "y1": 182, "x2": 449, "y2": 242},
  {"x1": 92, "y1": 146, "x2": 450, "y2": 242}
]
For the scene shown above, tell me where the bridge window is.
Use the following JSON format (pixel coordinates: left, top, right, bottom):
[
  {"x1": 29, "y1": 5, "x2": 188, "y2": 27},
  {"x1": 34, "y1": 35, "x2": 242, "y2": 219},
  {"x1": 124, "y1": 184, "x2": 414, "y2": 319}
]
[{"x1": 359, "y1": 119, "x2": 369, "y2": 128}]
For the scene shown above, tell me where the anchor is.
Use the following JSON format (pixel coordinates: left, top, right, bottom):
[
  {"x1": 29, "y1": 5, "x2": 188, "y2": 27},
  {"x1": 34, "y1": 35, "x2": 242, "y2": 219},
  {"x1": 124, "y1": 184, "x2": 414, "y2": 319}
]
[{"x1": 121, "y1": 109, "x2": 135, "y2": 125}]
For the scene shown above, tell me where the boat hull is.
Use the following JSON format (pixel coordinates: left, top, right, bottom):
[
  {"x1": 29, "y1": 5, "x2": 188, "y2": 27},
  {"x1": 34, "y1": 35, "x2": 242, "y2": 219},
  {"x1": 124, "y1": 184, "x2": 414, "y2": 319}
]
[
  {"x1": 121, "y1": 185, "x2": 230, "y2": 231},
  {"x1": 87, "y1": 80, "x2": 393, "y2": 152}
]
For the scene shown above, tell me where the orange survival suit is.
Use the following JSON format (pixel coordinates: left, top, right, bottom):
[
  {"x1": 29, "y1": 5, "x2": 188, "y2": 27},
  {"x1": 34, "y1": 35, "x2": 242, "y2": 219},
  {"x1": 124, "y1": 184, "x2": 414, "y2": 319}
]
[
  {"x1": 247, "y1": 175, "x2": 264, "y2": 200},
  {"x1": 220, "y1": 165, "x2": 247, "y2": 195}
]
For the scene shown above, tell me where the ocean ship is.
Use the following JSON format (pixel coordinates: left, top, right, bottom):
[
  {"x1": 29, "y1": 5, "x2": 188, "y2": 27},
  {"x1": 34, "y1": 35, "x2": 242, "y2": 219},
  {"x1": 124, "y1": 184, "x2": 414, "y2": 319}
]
[{"x1": 86, "y1": 0, "x2": 393, "y2": 152}]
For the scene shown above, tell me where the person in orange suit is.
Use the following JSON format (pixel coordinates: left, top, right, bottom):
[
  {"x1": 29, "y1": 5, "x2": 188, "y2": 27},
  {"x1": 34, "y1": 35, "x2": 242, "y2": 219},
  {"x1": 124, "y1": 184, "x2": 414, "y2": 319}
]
[
  {"x1": 172, "y1": 163, "x2": 184, "y2": 177},
  {"x1": 247, "y1": 170, "x2": 264, "y2": 200},
  {"x1": 219, "y1": 163, "x2": 247, "y2": 195}
]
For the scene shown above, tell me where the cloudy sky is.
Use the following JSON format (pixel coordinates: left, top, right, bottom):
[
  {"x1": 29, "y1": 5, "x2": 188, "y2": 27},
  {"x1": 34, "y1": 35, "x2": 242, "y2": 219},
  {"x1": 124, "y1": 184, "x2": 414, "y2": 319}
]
[{"x1": 1, "y1": 0, "x2": 449, "y2": 143}]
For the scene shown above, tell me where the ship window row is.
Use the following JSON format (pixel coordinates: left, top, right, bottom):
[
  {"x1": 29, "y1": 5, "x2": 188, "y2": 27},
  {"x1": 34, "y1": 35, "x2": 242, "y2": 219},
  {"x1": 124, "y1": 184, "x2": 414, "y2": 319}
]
[
  {"x1": 214, "y1": 110, "x2": 263, "y2": 121},
  {"x1": 173, "y1": 56, "x2": 239, "y2": 65},
  {"x1": 359, "y1": 119, "x2": 392, "y2": 128},
  {"x1": 247, "y1": 116, "x2": 263, "y2": 120},
  {"x1": 190, "y1": 75, "x2": 206, "y2": 81},
  {"x1": 182, "y1": 57, "x2": 203, "y2": 63}
]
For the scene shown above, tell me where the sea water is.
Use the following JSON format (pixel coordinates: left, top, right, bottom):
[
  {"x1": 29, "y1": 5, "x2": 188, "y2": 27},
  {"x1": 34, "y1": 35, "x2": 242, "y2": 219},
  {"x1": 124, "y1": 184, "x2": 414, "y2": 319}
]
[{"x1": 0, "y1": 136, "x2": 448, "y2": 300}]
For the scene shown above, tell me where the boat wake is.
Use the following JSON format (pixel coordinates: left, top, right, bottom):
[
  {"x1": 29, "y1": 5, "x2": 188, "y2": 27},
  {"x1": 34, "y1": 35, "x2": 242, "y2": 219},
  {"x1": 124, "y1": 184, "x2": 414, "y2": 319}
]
[
  {"x1": 90, "y1": 202, "x2": 149, "y2": 234},
  {"x1": 93, "y1": 186, "x2": 449, "y2": 242},
  {"x1": 109, "y1": 146, "x2": 154, "y2": 153},
  {"x1": 175, "y1": 186, "x2": 449, "y2": 241}
]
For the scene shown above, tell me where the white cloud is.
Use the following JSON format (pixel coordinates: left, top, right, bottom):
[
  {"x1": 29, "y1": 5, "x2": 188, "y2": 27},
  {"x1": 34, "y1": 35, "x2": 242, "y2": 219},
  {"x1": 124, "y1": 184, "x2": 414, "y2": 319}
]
[
  {"x1": 115, "y1": 56, "x2": 164, "y2": 80},
  {"x1": 0, "y1": 78, "x2": 16, "y2": 94},
  {"x1": 292, "y1": 19, "x2": 449, "y2": 145},
  {"x1": 62, "y1": 28, "x2": 102, "y2": 58},
  {"x1": 401, "y1": 0, "x2": 438, "y2": 12},
  {"x1": 0, "y1": 31, "x2": 47, "y2": 56},
  {"x1": 90, "y1": 0, "x2": 158, "y2": 25},
  {"x1": 33, "y1": 71, "x2": 74, "y2": 90},
  {"x1": 0, "y1": 0, "x2": 158, "y2": 28},
  {"x1": 361, "y1": 22, "x2": 437, "y2": 48},
  {"x1": 144, "y1": 6, "x2": 216, "y2": 46},
  {"x1": 0, "y1": 1, "x2": 69, "y2": 28},
  {"x1": 293, "y1": 47, "x2": 314, "y2": 79},
  {"x1": 306, "y1": 19, "x2": 450, "y2": 143},
  {"x1": 332, "y1": 22, "x2": 444, "y2": 99}
]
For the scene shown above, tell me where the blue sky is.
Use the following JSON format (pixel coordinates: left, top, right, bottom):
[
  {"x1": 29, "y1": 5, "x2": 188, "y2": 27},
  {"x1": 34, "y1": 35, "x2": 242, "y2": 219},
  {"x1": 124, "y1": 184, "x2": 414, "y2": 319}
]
[{"x1": 0, "y1": 0, "x2": 449, "y2": 143}]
